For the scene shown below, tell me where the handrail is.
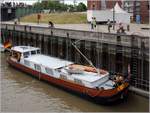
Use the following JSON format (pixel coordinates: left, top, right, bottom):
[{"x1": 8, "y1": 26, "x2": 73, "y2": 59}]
[
  {"x1": 1, "y1": 23, "x2": 149, "y2": 39},
  {"x1": 131, "y1": 77, "x2": 149, "y2": 83}
]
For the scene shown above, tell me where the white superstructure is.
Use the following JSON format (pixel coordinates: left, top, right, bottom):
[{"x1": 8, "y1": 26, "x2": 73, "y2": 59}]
[{"x1": 10, "y1": 46, "x2": 114, "y2": 89}]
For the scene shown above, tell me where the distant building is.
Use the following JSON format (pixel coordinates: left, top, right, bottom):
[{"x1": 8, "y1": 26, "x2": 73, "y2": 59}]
[
  {"x1": 123, "y1": 0, "x2": 149, "y2": 24},
  {"x1": 87, "y1": 0, "x2": 131, "y2": 24},
  {"x1": 87, "y1": 0, "x2": 122, "y2": 10},
  {"x1": 87, "y1": 0, "x2": 149, "y2": 24},
  {"x1": 1, "y1": 7, "x2": 16, "y2": 21}
]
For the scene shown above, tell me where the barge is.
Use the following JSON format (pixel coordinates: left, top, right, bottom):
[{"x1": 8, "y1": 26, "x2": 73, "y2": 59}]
[{"x1": 7, "y1": 46, "x2": 129, "y2": 104}]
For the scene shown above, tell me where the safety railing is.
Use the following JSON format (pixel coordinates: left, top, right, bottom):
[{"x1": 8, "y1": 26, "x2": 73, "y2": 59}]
[{"x1": 130, "y1": 77, "x2": 149, "y2": 91}]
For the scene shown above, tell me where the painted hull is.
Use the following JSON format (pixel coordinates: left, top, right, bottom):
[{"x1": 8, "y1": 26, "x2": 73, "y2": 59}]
[{"x1": 7, "y1": 58, "x2": 129, "y2": 104}]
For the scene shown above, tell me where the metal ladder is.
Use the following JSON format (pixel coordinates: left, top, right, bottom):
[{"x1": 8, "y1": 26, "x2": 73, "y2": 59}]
[{"x1": 131, "y1": 48, "x2": 139, "y2": 88}]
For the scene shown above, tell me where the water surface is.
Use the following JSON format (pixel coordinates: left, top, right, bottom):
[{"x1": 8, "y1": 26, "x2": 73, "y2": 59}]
[{"x1": 1, "y1": 53, "x2": 149, "y2": 112}]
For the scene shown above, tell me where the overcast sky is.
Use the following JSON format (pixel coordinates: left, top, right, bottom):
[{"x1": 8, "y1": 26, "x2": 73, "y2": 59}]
[{"x1": 2, "y1": 0, "x2": 87, "y2": 5}]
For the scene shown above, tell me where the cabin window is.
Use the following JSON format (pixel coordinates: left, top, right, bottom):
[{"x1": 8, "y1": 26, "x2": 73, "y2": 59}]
[
  {"x1": 60, "y1": 74, "x2": 67, "y2": 80},
  {"x1": 74, "y1": 78, "x2": 82, "y2": 85},
  {"x1": 37, "y1": 50, "x2": 40, "y2": 54},
  {"x1": 31, "y1": 51, "x2": 36, "y2": 55},
  {"x1": 34, "y1": 64, "x2": 41, "y2": 71},
  {"x1": 24, "y1": 60, "x2": 30, "y2": 66},
  {"x1": 23, "y1": 52, "x2": 30, "y2": 58},
  {"x1": 45, "y1": 67, "x2": 53, "y2": 75},
  {"x1": 12, "y1": 51, "x2": 21, "y2": 59}
]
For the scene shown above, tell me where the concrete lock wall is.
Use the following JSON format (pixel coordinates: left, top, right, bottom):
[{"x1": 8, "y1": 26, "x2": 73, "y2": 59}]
[{"x1": 1, "y1": 23, "x2": 149, "y2": 95}]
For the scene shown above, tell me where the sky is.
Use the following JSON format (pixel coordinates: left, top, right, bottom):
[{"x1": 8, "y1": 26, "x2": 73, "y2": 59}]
[
  {"x1": 64, "y1": 0, "x2": 87, "y2": 5},
  {"x1": 2, "y1": 0, "x2": 87, "y2": 5}
]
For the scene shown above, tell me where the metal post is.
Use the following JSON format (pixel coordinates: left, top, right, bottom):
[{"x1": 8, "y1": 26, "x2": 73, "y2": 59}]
[
  {"x1": 113, "y1": 2, "x2": 115, "y2": 30},
  {"x1": 66, "y1": 33, "x2": 69, "y2": 61}
]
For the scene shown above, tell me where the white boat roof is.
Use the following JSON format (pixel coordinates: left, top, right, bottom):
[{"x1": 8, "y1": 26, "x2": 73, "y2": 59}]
[
  {"x1": 11, "y1": 46, "x2": 40, "y2": 53},
  {"x1": 72, "y1": 72, "x2": 99, "y2": 82},
  {"x1": 72, "y1": 71, "x2": 108, "y2": 83},
  {"x1": 25, "y1": 54, "x2": 73, "y2": 69}
]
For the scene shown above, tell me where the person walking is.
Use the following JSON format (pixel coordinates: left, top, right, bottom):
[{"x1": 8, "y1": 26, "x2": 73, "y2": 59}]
[
  {"x1": 107, "y1": 19, "x2": 112, "y2": 33},
  {"x1": 48, "y1": 21, "x2": 54, "y2": 28}
]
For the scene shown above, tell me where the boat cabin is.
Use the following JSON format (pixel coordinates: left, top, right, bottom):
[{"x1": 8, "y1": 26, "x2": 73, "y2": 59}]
[{"x1": 10, "y1": 46, "x2": 40, "y2": 61}]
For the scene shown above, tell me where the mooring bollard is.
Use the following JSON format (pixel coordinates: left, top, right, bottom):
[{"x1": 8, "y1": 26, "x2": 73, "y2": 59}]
[
  {"x1": 24, "y1": 25, "x2": 27, "y2": 32},
  {"x1": 67, "y1": 32, "x2": 69, "y2": 37},
  {"x1": 29, "y1": 26, "x2": 31, "y2": 31}
]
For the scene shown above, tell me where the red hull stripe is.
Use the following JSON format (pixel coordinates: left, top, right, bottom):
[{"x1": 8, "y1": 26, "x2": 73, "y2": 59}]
[{"x1": 7, "y1": 58, "x2": 129, "y2": 98}]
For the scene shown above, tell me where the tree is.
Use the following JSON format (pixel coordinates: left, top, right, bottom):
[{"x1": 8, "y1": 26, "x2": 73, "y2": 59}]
[
  {"x1": 47, "y1": 1, "x2": 55, "y2": 10},
  {"x1": 60, "y1": 4, "x2": 68, "y2": 11},
  {"x1": 33, "y1": 1, "x2": 87, "y2": 12},
  {"x1": 76, "y1": 2, "x2": 87, "y2": 12},
  {"x1": 33, "y1": 2, "x2": 42, "y2": 9},
  {"x1": 67, "y1": 5, "x2": 74, "y2": 12}
]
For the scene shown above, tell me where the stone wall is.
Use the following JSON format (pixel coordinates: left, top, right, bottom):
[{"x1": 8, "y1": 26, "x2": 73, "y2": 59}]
[{"x1": 1, "y1": 23, "x2": 149, "y2": 91}]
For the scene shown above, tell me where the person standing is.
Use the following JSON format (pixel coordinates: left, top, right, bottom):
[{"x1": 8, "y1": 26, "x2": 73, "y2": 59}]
[
  {"x1": 93, "y1": 17, "x2": 97, "y2": 29},
  {"x1": 18, "y1": 17, "x2": 20, "y2": 24},
  {"x1": 91, "y1": 17, "x2": 94, "y2": 30},
  {"x1": 37, "y1": 13, "x2": 41, "y2": 24},
  {"x1": 118, "y1": 22, "x2": 125, "y2": 33},
  {"x1": 107, "y1": 19, "x2": 112, "y2": 33},
  {"x1": 14, "y1": 18, "x2": 18, "y2": 25}
]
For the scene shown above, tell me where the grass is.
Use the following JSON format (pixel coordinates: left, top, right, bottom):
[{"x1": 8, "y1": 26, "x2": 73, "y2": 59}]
[{"x1": 20, "y1": 12, "x2": 87, "y2": 24}]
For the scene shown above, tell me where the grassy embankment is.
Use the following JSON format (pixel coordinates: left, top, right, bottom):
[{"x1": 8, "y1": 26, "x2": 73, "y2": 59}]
[{"x1": 20, "y1": 12, "x2": 87, "y2": 24}]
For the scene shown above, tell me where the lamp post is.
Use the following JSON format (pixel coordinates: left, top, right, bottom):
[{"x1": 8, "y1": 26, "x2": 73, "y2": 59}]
[
  {"x1": 113, "y1": 2, "x2": 115, "y2": 30},
  {"x1": 125, "y1": 2, "x2": 129, "y2": 12}
]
